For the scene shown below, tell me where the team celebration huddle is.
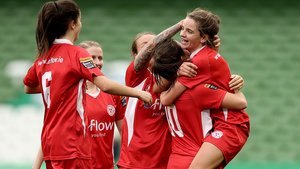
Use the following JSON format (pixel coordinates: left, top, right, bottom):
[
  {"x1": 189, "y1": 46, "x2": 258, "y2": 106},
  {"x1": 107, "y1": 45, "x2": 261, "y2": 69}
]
[{"x1": 23, "y1": 0, "x2": 250, "y2": 169}]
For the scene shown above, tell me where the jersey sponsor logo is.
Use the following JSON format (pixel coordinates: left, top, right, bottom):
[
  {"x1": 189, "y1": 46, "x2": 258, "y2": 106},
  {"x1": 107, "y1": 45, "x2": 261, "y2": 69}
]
[
  {"x1": 143, "y1": 98, "x2": 165, "y2": 116},
  {"x1": 204, "y1": 83, "x2": 218, "y2": 90},
  {"x1": 107, "y1": 105, "x2": 115, "y2": 116},
  {"x1": 152, "y1": 111, "x2": 165, "y2": 116},
  {"x1": 80, "y1": 57, "x2": 96, "y2": 69},
  {"x1": 143, "y1": 98, "x2": 165, "y2": 112},
  {"x1": 38, "y1": 57, "x2": 64, "y2": 66},
  {"x1": 88, "y1": 119, "x2": 114, "y2": 131},
  {"x1": 211, "y1": 130, "x2": 223, "y2": 139},
  {"x1": 91, "y1": 133, "x2": 107, "y2": 137}
]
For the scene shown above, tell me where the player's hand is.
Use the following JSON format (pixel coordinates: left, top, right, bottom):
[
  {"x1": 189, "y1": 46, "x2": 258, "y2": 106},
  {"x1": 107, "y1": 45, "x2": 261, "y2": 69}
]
[
  {"x1": 178, "y1": 19, "x2": 185, "y2": 27},
  {"x1": 229, "y1": 74, "x2": 244, "y2": 91},
  {"x1": 182, "y1": 49, "x2": 191, "y2": 59},
  {"x1": 177, "y1": 61, "x2": 198, "y2": 78},
  {"x1": 138, "y1": 91, "x2": 153, "y2": 105},
  {"x1": 213, "y1": 35, "x2": 221, "y2": 52}
]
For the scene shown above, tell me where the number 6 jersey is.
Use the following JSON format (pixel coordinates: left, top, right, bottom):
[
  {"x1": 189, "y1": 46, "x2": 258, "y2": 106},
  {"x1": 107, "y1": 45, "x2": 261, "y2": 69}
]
[{"x1": 23, "y1": 39, "x2": 103, "y2": 161}]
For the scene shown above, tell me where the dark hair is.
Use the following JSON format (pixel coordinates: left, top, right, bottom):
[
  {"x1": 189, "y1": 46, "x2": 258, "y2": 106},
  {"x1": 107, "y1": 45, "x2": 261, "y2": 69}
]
[
  {"x1": 187, "y1": 8, "x2": 220, "y2": 48},
  {"x1": 152, "y1": 39, "x2": 184, "y2": 86},
  {"x1": 131, "y1": 32, "x2": 155, "y2": 56},
  {"x1": 36, "y1": 0, "x2": 80, "y2": 56}
]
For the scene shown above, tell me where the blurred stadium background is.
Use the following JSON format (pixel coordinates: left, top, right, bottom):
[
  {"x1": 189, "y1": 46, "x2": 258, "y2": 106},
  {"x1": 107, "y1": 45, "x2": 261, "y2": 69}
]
[{"x1": 0, "y1": 0, "x2": 299, "y2": 168}]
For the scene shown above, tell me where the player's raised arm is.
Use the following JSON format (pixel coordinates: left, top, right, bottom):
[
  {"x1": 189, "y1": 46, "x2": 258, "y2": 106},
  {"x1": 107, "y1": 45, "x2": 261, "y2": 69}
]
[{"x1": 134, "y1": 20, "x2": 183, "y2": 71}]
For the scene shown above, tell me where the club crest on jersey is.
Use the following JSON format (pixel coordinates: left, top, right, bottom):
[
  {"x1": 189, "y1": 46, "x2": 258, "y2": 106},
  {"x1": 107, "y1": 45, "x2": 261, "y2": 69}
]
[
  {"x1": 212, "y1": 130, "x2": 223, "y2": 139},
  {"x1": 80, "y1": 57, "x2": 96, "y2": 69},
  {"x1": 204, "y1": 84, "x2": 218, "y2": 90},
  {"x1": 107, "y1": 105, "x2": 115, "y2": 116}
]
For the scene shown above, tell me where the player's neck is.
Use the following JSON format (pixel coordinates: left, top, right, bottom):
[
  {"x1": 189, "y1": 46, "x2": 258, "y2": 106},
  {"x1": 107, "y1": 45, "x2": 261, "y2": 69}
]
[
  {"x1": 86, "y1": 81, "x2": 98, "y2": 94},
  {"x1": 59, "y1": 33, "x2": 75, "y2": 44}
]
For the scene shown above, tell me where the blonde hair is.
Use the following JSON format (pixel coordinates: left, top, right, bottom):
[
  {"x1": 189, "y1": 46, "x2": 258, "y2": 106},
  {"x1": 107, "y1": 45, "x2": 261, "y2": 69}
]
[{"x1": 79, "y1": 40, "x2": 102, "y2": 49}]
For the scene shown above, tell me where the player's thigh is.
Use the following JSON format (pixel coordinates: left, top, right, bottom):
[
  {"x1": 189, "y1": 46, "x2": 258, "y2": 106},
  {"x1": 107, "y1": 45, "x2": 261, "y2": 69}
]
[{"x1": 190, "y1": 142, "x2": 224, "y2": 169}]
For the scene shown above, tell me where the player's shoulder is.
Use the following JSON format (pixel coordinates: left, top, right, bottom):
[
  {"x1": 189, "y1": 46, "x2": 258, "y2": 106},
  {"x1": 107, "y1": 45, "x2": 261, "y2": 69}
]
[
  {"x1": 204, "y1": 47, "x2": 226, "y2": 64},
  {"x1": 125, "y1": 61, "x2": 135, "y2": 73},
  {"x1": 204, "y1": 46, "x2": 220, "y2": 57},
  {"x1": 71, "y1": 45, "x2": 89, "y2": 54},
  {"x1": 60, "y1": 45, "x2": 87, "y2": 54},
  {"x1": 70, "y1": 46, "x2": 91, "y2": 61}
]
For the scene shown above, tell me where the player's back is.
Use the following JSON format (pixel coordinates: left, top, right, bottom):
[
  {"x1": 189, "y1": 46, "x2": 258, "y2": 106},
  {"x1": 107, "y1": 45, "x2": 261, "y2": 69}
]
[
  {"x1": 33, "y1": 42, "x2": 92, "y2": 160},
  {"x1": 166, "y1": 88, "x2": 208, "y2": 169}
]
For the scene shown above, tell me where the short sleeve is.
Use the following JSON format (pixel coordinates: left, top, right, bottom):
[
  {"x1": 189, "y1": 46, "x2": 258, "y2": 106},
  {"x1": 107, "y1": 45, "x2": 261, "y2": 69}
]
[
  {"x1": 23, "y1": 62, "x2": 39, "y2": 87},
  {"x1": 125, "y1": 61, "x2": 150, "y2": 87},
  {"x1": 75, "y1": 47, "x2": 104, "y2": 81},
  {"x1": 114, "y1": 95, "x2": 127, "y2": 121},
  {"x1": 191, "y1": 83, "x2": 227, "y2": 109},
  {"x1": 178, "y1": 53, "x2": 211, "y2": 89}
]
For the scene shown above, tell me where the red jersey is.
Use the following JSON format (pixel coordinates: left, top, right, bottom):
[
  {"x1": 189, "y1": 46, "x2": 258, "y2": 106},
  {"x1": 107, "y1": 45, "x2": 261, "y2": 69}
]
[
  {"x1": 167, "y1": 46, "x2": 250, "y2": 168},
  {"x1": 23, "y1": 39, "x2": 103, "y2": 160},
  {"x1": 86, "y1": 89, "x2": 126, "y2": 169},
  {"x1": 166, "y1": 84, "x2": 226, "y2": 169},
  {"x1": 178, "y1": 46, "x2": 249, "y2": 124},
  {"x1": 117, "y1": 61, "x2": 171, "y2": 169}
]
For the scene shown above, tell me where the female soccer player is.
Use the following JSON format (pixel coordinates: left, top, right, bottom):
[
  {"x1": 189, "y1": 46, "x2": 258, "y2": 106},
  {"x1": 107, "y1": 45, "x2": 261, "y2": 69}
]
[
  {"x1": 153, "y1": 8, "x2": 250, "y2": 169},
  {"x1": 80, "y1": 41, "x2": 126, "y2": 169},
  {"x1": 24, "y1": 1, "x2": 151, "y2": 168},
  {"x1": 118, "y1": 22, "x2": 244, "y2": 168},
  {"x1": 32, "y1": 40, "x2": 126, "y2": 169}
]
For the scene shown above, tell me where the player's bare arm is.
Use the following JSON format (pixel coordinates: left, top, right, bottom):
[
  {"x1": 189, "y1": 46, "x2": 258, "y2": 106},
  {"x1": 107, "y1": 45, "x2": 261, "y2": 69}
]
[
  {"x1": 222, "y1": 91, "x2": 247, "y2": 110},
  {"x1": 160, "y1": 80, "x2": 186, "y2": 106},
  {"x1": 134, "y1": 21, "x2": 183, "y2": 71},
  {"x1": 93, "y1": 76, "x2": 152, "y2": 104}
]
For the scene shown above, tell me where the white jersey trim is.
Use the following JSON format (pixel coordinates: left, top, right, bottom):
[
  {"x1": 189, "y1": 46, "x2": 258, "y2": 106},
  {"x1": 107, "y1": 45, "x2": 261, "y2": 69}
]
[
  {"x1": 125, "y1": 79, "x2": 147, "y2": 146},
  {"x1": 77, "y1": 79, "x2": 86, "y2": 136},
  {"x1": 53, "y1": 38, "x2": 73, "y2": 45},
  {"x1": 223, "y1": 108, "x2": 228, "y2": 121},
  {"x1": 190, "y1": 45, "x2": 206, "y2": 59},
  {"x1": 201, "y1": 109, "x2": 213, "y2": 138},
  {"x1": 86, "y1": 87, "x2": 100, "y2": 98}
]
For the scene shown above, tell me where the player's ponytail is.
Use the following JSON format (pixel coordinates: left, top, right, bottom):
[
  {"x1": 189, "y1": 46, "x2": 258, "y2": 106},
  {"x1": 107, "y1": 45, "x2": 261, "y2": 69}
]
[{"x1": 36, "y1": 0, "x2": 80, "y2": 56}]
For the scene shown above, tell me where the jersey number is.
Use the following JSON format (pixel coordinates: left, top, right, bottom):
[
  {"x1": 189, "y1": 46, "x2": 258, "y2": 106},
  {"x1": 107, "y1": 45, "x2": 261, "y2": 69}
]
[
  {"x1": 165, "y1": 105, "x2": 184, "y2": 137},
  {"x1": 42, "y1": 72, "x2": 52, "y2": 108}
]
